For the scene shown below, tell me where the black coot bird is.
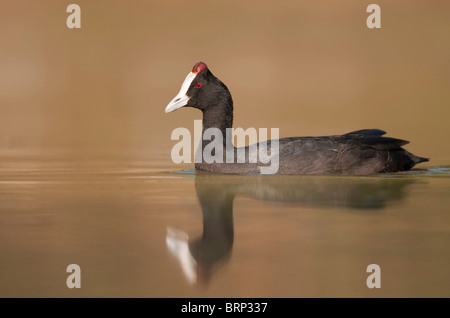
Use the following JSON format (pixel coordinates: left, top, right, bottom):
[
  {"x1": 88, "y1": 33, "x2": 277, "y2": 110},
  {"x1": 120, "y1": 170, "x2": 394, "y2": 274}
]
[{"x1": 165, "y1": 62, "x2": 428, "y2": 175}]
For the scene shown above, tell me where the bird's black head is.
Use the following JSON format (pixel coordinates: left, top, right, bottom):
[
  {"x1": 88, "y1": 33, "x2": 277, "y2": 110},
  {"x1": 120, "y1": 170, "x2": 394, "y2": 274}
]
[{"x1": 165, "y1": 62, "x2": 232, "y2": 114}]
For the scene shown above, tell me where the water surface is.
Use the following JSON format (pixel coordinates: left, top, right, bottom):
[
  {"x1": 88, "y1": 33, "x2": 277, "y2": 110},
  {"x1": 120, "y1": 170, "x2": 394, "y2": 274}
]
[{"x1": 0, "y1": 149, "x2": 449, "y2": 297}]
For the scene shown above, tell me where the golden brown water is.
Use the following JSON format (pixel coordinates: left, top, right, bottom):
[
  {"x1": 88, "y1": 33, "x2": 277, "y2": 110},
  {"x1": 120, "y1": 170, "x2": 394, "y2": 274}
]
[
  {"x1": 1, "y1": 1, "x2": 449, "y2": 297},
  {"x1": 0, "y1": 149, "x2": 449, "y2": 297}
]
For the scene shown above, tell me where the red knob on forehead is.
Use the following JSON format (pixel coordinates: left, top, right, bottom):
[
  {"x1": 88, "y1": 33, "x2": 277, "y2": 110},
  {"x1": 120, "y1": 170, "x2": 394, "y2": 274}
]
[{"x1": 192, "y1": 62, "x2": 207, "y2": 74}]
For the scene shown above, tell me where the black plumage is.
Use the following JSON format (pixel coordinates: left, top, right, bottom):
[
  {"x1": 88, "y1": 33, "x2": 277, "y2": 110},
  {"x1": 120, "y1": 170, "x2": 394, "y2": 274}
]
[{"x1": 165, "y1": 62, "x2": 428, "y2": 175}]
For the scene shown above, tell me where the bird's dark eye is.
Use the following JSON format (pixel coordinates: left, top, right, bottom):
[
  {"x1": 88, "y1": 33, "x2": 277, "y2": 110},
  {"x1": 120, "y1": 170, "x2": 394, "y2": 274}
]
[{"x1": 196, "y1": 83, "x2": 202, "y2": 88}]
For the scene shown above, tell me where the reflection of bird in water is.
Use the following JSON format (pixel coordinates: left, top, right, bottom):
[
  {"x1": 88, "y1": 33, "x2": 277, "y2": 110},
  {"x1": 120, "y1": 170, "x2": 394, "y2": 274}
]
[
  {"x1": 167, "y1": 174, "x2": 234, "y2": 287},
  {"x1": 167, "y1": 173, "x2": 415, "y2": 286},
  {"x1": 234, "y1": 175, "x2": 415, "y2": 210}
]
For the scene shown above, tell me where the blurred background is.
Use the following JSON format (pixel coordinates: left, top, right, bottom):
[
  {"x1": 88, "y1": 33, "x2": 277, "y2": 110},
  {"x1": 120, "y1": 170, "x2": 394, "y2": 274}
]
[
  {"x1": 1, "y1": 1, "x2": 450, "y2": 298},
  {"x1": 0, "y1": 0, "x2": 449, "y2": 164}
]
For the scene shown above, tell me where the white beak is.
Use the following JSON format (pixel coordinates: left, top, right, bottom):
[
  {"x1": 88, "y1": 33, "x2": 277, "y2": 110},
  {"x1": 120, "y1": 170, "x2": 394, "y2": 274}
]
[
  {"x1": 165, "y1": 94, "x2": 190, "y2": 113},
  {"x1": 165, "y1": 72, "x2": 197, "y2": 113}
]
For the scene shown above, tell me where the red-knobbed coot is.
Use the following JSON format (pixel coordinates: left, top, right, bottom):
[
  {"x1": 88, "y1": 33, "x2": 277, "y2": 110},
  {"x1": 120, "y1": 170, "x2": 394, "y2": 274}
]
[{"x1": 165, "y1": 62, "x2": 428, "y2": 175}]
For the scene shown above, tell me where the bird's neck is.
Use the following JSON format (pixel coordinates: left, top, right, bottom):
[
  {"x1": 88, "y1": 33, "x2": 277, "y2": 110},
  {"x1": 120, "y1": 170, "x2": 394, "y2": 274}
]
[{"x1": 201, "y1": 97, "x2": 233, "y2": 147}]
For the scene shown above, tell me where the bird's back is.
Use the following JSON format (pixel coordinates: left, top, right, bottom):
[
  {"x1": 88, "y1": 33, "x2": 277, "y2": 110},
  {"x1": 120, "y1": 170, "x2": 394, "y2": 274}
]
[
  {"x1": 195, "y1": 129, "x2": 428, "y2": 175},
  {"x1": 275, "y1": 129, "x2": 428, "y2": 175}
]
